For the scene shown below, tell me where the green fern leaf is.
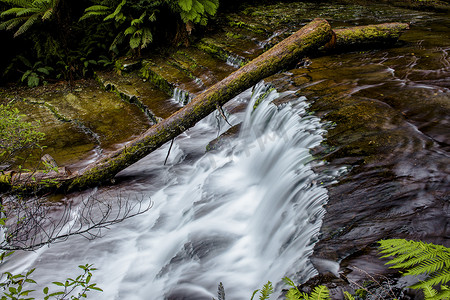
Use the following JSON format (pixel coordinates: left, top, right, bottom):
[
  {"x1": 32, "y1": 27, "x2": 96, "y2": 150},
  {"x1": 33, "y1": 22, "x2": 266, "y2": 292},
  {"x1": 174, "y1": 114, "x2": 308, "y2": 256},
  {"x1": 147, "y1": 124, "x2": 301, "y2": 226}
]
[
  {"x1": 192, "y1": 0, "x2": 205, "y2": 15},
  {"x1": 309, "y1": 285, "x2": 330, "y2": 300},
  {"x1": 84, "y1": 5, "x2": 110, "y2": 12},
  {"x1": 250, "y1": 289, "x2": 259, "y2": 300},
  {"x1": 283, "y1": 277, "x2": 297, "y2": 288},
  {"x1": 217, "y1": 282, "x2": 225, "y2": 300},
  {"x1": 286, "y1": 288, "x2": 303, "y2": 300},
  {"x1": 178, "y1": 0, "x2": 193, "y2": 11},
  {"x1": 426, "y1": 285, "x2": 450, "y2": 300},
  {"x1": 343, "y1": 291, "x2": 355, "y2": 300},
  {"x1": 259, "y1": 281, "x2": 274, "y2": 300},
  {"x1": 379, "y1": 239, "x2": 450, "y2": 295},
  {"x1": 124, "y1": 25, "x2": 136, "y2": 36},
  {"x1": 0, "y1": 18, "x2": 21, "y2": 30},
  {"x1": 129, "y1": 35, "x2": 141, "y2": 49},
  {"x1": 1, "y1": 7, "x2": 26, "y2": 17},
  {"x1": 14, "y1": 13, "x2": 39, "y2": 36},
  {"x1": 422, "y1": 284, "x2": 438, "y2": 299},
  {"x1": 104, "y1": 0, "x2": 126, "y2": 21},
  {"x1": 201, "y1": 0, "x2": 218, "y2": 15},
  {"x1": 41, "y1": 8, "x2": 53, "y2": 20},
  {"x1": 16, "y1": 8, "x2": 38, "y2": 17},
  {"x1": 140, "y1": 27, "x2": 152, "y2": 49}
]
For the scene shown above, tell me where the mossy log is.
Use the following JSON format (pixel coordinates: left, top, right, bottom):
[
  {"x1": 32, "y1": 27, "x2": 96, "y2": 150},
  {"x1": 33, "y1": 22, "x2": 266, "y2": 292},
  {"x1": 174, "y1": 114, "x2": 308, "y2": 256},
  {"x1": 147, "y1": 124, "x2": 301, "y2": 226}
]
[
  {"x1": 3, "y1": 18, "x2": 333, "y2": 193},
  {"x1": 325, "y1": 22, "x2": 410, "y2": 50}
]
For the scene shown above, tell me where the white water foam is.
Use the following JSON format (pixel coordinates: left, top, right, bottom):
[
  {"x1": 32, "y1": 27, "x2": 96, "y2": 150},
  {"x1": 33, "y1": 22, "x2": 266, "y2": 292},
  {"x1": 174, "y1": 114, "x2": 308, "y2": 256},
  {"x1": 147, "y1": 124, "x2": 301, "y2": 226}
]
[{"x1": 0, "y1": 82, "x2": 330, "y2": 300}]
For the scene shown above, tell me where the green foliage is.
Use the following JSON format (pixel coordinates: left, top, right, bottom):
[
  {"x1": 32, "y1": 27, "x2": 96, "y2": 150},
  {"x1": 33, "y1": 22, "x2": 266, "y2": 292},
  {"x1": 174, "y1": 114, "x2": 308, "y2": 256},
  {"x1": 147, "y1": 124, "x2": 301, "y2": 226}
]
[
  {"x1": 18, "y1": 58, "x2": 53, "y2": 87},
  {"x1": 0, "y1": 104, "x2": 45, "y2": 168},
  {"x1": 0, "y1": 263, "x2": 102, "y2": 299},
  {"x1": 379, "y1": 239, "x2": 450, "y2": 299},
  {"x1": 176, "y1": 0, "x2": 219, "y2": 25},
  {"x1": 80, "y1": 0, "x2": 160, "y2": 55},
  {"x1": 0, "y1": 0, "x2": 219, "y2": 84},
  {"x1": 343, "y1": 291, "x2": 355, "y2": 300},
  {"x1": 283, "y1": 277, "x2": 330, "y2": 300},
  {"x1": 0, "y1": 0, "x2": 58, "y2": 37},
  {"x1": 256, "y1": 281, "x2": 274, "y2": 300}
]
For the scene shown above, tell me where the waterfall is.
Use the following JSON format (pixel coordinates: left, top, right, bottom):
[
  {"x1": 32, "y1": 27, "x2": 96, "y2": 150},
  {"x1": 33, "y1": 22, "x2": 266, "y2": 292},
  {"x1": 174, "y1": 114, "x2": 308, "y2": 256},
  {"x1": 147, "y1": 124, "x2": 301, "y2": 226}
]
[
  {"x1": 226, "y1": 54, "x2": 245, "y2": 68},
  {"x1": 172, "y1": 87, "x2": 193, "y2": 106},
  {"x1": 0, "y1": 82, "x2": 330, "y2": 300}
]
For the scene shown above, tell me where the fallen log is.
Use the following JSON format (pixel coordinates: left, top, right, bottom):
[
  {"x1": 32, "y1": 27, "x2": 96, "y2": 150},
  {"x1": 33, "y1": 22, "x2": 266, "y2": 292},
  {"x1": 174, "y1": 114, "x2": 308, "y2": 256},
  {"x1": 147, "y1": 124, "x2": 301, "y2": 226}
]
[
  {"x1": 3, "y1": 18, "x2": 333, "y2": 193},
  {"x1": 325, "y1": 22, "x2": 410, "y2": 51}
]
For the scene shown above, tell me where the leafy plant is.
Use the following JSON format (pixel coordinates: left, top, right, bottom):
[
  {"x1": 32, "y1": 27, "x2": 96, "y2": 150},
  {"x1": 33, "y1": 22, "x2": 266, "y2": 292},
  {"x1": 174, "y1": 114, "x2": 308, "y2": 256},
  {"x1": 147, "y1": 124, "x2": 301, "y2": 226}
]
[
  {"x1": 0, "y1": 103, "x2": 45, "y2": 168},
  {"x1": 0, "y1": 263, "x2": 102, "y2": 300},
  {"x1": 283, "y1": 277, "x2": 330, "y2": 300},
  {"x1": 379, "y1": 239, "x2": 450, "y2": 299},
  {"x1": 251, "y1": 281, "x2": 274, "y2": 300},
  {"x1": 176, "y1": 0, "x2": 219, "y2": 25},
  {"x1": 0, "y1": 0, "x2": 58, "y2": 37},
  {"x1": 18, "y1": 58, "x2": 53, "y2": 87},
  {"x1": 80, "y1": 0, "x2": 160, "y2": 55}
]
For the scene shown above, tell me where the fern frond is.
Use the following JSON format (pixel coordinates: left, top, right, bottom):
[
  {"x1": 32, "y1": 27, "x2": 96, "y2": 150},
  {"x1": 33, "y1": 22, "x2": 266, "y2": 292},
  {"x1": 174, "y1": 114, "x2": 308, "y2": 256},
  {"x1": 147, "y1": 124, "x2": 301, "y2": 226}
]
[
  {"x1": 283, "y1": 277, "x2": 297, "y2": 288},
  {"x1": 202, "y1": 0, "x2": 218, "y2": 15},
  {"x1": 0, "y1": 17, "x2": 22, "y2": 30},
  {"x1": 217, "y1": 282, "x2": 225, "y2": 300},
  {"x1": 309, "y1": 285, "x2": 330, "y2": 300},
  {"x1": 1, "y1": 7, "x2": 29, "y2": 16},
  {"x1": 259, "y1": 281, "x2": 274, "y2": 300},
  {"x1": 104, "y1": 0, "x2": 126, "y2": 21},
  {"x1": 427, "y1": 285, "x2": 450, "y2": 300},
  {"x1": 124, "y1": 25, "x2": 136, "y2": 35},
  {"x1": 379, "y1": 240, "x2": 450, "y2": 273},
  {"x1": 129, "y1": 34, "x2": 141, "y2": 49},
  {"x1": 84, "y1": 5, "x2": 110, "y2": 12},
  {"x1": 178, "y1": 0, "x2": 193, "y2": 11},
  {"x1": 17, "y1": 8, "x2": 40, "y2": 17},
  {"x1": 286, "y1": 288, "x2": 303, "y2": 300},
  {"x1": 284, "y1": 277, "x2": 302, "y2": 300},
  {"x1": 412, "y1": 269, "x2": 450, "y2": 290},
  {"x1": 14, "y1": 13, "x2": 39, "y2": 36},
  {"x1": 0, "y1": 0, "x2": 29, "y2": 6},
  {"x1": 140, "y1": 27, "x2": 152, "y2": 49},
  {"x1": 343, "y1": 291, "x2": 355, "y2": 300},
  {"x1": 41, "y1": 8, "x2": 53, "y2": 20},
  {"x1": 379, "y1": 239, "x2": 450, "y2": 296},
  {"x1": 250, "y1": 289, "x2": 259, "y2": 300},
  {"x1": 422, "y1": 284, "x2": 438, "y2": 298},
  {"x1": 407, "y1": 252, "x2": 450, "y2": 276}
]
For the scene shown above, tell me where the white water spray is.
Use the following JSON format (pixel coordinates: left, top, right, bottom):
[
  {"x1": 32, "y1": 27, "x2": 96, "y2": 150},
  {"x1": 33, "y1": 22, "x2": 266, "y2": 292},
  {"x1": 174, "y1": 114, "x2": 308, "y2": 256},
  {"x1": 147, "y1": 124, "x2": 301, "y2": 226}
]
[{"x1": 1, "y1": 82, "x2": 330, "y2": 300}]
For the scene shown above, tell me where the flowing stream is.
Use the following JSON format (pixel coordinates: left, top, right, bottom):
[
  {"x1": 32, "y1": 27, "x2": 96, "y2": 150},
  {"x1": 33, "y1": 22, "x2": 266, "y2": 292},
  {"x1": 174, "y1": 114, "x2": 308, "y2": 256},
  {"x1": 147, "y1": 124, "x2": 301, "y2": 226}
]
[
  {"x1": 1, "y1": 83, "x2": 332, "y2": 299},
  {"x1": 1, "y1": 3, "x2": 449, "y2": 299}
]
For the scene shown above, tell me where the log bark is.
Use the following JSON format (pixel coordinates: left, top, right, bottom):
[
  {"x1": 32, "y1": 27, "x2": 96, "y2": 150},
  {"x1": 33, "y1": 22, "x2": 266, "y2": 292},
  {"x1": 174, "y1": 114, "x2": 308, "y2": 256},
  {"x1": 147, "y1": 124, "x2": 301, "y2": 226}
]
[
  {"x1": 325, "y1": 22, "x2": 410, "y2": 51},
  {"x1": 3, "y1": 18, "x2": 333, "y2": 193}
]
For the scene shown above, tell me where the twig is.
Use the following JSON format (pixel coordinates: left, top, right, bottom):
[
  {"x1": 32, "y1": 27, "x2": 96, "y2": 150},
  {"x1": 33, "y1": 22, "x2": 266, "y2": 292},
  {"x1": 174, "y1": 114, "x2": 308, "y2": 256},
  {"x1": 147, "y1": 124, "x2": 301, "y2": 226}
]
[
  {"x1": 216, "y1": 104, "x2": 232, "y2": 126},
  {"x1": 164, "y1": 139, "x2": 174, "y2": 165}
]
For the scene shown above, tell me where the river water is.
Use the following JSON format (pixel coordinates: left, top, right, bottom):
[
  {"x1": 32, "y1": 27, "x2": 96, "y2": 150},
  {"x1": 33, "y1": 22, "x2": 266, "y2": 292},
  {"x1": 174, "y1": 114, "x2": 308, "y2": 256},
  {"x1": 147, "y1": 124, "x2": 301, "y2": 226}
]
[
  {"x1": 1, "y1": 3, "x2": 449, "y2": 300},
  {"x1": 1, "y1": 83, "x2": 336, "y2": 299}
]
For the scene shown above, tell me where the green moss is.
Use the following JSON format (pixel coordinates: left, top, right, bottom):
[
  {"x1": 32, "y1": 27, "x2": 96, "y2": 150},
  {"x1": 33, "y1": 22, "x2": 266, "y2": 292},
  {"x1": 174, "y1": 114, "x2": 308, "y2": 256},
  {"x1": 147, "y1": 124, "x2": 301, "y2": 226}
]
[
  {"x1": 139, "y1": 61, "x2": 174, "y2": 96},
  {"x1": 228, "y1": 21, "x2": 266, "y2": 34},
  {"x1": 195, "y1": 39, "x2": 230, "y2": 62}
]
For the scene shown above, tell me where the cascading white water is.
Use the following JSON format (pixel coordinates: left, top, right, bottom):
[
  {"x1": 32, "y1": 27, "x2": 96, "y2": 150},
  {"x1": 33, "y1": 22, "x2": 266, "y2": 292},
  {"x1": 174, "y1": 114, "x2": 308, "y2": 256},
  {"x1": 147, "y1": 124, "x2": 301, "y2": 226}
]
[
  {"x1": 0, "y1": 82, "x2": 330, "y2": 300},
  {"x1": 172, "y1": 87, "x2": 192, "y2": 106},
  {"x1": 226, "y1": 54, "x2": 245, "y2": 68}
]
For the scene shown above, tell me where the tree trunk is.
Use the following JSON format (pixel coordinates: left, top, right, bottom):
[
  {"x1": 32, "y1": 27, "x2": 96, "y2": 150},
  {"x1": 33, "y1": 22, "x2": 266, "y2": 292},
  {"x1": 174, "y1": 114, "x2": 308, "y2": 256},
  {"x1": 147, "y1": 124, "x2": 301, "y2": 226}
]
[
  {"x1": 325, "y1": 22, "x2": 410, "y2": 51},
  {"x1": 2, "y1": 20, "x2": 410, "y2": 194}
]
